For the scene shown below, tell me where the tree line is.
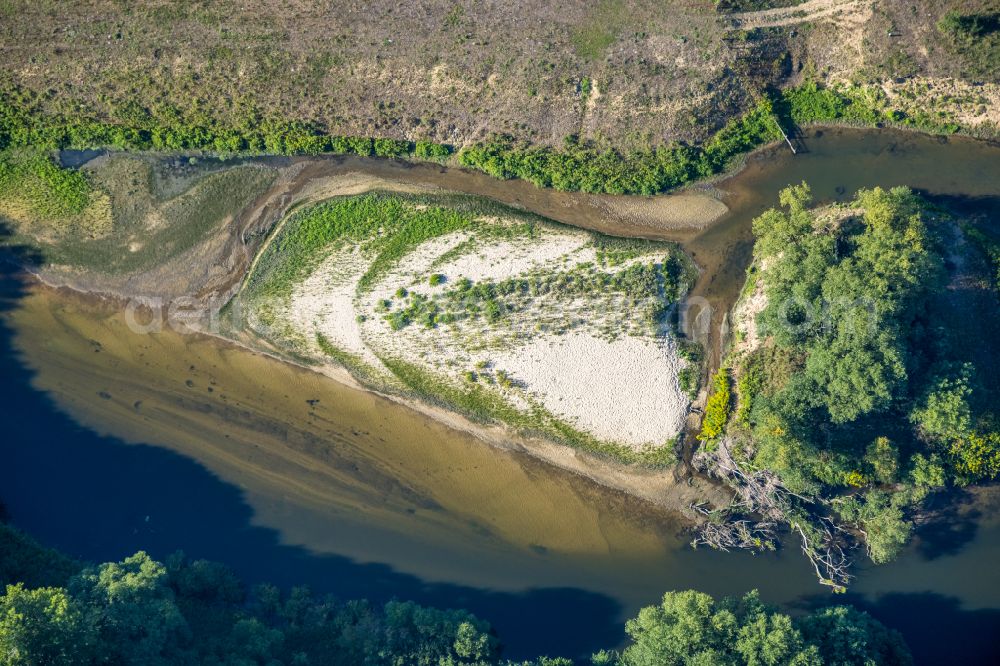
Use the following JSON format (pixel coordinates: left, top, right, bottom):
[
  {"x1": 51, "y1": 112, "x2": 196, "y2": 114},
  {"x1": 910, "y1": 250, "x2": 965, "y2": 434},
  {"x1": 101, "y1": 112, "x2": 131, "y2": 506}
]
[{"x1": 0, "y1": 521, "x2": 912, "y2": 665}]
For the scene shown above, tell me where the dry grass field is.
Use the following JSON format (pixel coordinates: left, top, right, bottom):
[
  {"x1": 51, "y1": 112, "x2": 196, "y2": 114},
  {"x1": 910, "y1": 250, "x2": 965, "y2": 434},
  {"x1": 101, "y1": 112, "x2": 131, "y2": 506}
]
[{"x1": 2, "y1": 0, "x2": 994, "y2": 150}]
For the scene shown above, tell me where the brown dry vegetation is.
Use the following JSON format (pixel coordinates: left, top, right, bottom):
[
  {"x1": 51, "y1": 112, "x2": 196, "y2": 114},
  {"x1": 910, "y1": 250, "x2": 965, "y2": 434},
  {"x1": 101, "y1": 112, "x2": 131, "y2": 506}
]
[{"x1": 1, "y1": 0, "x2": 994, "y2": 151}]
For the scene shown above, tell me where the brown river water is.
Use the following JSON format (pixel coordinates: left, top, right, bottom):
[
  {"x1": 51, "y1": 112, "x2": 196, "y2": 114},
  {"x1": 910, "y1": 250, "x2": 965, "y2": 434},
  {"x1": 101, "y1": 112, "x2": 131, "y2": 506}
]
[{"x1": 3, "y1": 127, "x2": 1000, "y2": 662}]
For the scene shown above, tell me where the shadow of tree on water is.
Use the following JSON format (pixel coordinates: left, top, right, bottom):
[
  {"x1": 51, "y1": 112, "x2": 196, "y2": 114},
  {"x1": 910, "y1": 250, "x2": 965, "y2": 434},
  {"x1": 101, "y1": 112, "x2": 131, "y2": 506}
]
[
  {"x1": 795, "y1": 590, "x2": 1000, "y2": 665},
  {"x1": 911, "y1": 488, "x2": 982, "y2": 561}
]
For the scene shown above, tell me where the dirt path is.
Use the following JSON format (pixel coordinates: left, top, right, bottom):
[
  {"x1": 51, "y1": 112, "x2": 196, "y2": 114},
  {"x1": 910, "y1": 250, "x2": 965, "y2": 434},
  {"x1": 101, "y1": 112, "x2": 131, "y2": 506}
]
[{"x1": 727, "y1": 0, "x2": 865, "y2": 29}]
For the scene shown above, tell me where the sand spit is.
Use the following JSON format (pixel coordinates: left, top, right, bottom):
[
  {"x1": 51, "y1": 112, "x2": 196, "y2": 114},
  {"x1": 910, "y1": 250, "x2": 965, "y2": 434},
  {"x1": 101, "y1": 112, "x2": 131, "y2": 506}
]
[
  {"x1": 26, "y1": 155, "x2": 732, "y2": 511},
  {"x1": 598, "y1": 193, "x2": 728, "y2": 232}
]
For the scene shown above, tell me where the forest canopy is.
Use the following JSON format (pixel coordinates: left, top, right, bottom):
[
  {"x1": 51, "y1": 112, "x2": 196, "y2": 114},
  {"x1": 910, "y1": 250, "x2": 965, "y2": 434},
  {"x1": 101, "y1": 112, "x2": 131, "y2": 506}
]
[{"x1": 720, "y1": 183, "x2": 1000, "y2": 571}]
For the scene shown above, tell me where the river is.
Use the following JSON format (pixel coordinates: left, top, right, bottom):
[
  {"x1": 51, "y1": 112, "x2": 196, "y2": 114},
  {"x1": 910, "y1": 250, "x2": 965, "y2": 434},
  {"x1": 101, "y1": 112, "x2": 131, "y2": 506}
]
[{"x1": 3, "y1": 127, "x2": 1000, "y2": 662}]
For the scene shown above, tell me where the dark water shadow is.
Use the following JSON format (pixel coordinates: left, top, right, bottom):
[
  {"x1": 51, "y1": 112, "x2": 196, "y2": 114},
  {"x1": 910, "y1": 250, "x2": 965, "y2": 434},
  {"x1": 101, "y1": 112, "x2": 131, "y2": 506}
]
[
  {"x1": 0, "y1": 229, "x2": 620, "y2": 661},
  {"x1": 58, "y1": 149, "x2": 106, "y2": 169},
  {"x1": 797, "y1": 591, "x2": 1000, "y2": 665},
  {"x1": 913, "y1": 488, "x2": 982, "y2": 561},
  {"x1": 919, "y1": 192, "x2": 1000, "y2": 224}
]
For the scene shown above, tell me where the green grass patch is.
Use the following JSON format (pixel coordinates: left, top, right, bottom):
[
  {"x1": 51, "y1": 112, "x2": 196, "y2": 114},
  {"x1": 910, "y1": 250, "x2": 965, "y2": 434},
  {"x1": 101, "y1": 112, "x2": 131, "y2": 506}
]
[
  {"x1": 571, "y1": 0, "x2": 626, "y2": 60},
  {"x1": 243, "y1": 193, "x2": 476, "y2": 306},
  {"x1": 1, "y1": 151, "x2": 277, "y2": 272},
  {"x1": 48, "y1": 162, "x2": 271, "y2": 272},
  {"x1": 0, "y1": 148, "x2": 90, "y2": 218},
  {"x1": 315, "y1": 332, "x2": 371, "y2": 378}
]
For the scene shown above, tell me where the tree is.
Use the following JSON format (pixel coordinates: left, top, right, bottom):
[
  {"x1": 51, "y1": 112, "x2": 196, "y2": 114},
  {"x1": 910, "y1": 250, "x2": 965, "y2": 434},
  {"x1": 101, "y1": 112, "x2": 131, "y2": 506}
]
[
  {"x1": 836, "y1": 491, "x2": 913, "y2": 564},
  {"x1": 618, "y1": 591, "x2": 911, "y2": 666},
  {"x1": 866, "y1": 437, "x2": 899, "y2": 485},
  {"x1": 951, "y1": 430, "x2": 1000, "y2": 481},
  {"x1": 910, "y1": 367, "x2": 974, "y2": 443},
  {"x1": 798, "y1": 605, "x2": 912, "y2": 666},
  {"x1": 0, "y1": 524, "x2": 78, "y2": 590},
  {"x1": 619, "y1": 590, "x2": 820, "y2": 666},
  {"x1": 0, "y1": 584, "x2": 95, "y2": 665},
  {"x1": 377, "y1": 600, "x2": 497, "y2": 665},
  {"x1": 165, "y1": 553, "x2": 244, "y2": 605},
  {"x1": 909, "y1": 453, "x2": 947, "y2": 488},
  {"x1": 749, "y1": 185, "x2": 944, "y2": 492},
  {"x1": 68, "y1": 552, "x2": 189, "y2": 665}
]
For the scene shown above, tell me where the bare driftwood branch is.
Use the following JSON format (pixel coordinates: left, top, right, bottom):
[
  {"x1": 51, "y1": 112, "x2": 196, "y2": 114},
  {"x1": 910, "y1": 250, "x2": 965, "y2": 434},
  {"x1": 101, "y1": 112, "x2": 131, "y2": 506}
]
[{"x1": 691, "y1": 438, "x2": 854, "y2": 591}]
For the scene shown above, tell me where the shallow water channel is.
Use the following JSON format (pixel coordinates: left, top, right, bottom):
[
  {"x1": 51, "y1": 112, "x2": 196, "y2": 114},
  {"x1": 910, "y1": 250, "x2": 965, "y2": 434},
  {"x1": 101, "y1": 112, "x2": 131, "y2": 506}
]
[{"x1": 4, "y1": 127, "x2": 1000, "y2": 662}]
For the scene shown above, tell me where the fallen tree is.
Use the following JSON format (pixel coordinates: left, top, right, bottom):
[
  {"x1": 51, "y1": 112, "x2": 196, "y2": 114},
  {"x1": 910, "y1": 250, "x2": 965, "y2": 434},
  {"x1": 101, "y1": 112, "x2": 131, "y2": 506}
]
[{"x1": 692, "y1": 437, "x2": 855, "y2": 592}]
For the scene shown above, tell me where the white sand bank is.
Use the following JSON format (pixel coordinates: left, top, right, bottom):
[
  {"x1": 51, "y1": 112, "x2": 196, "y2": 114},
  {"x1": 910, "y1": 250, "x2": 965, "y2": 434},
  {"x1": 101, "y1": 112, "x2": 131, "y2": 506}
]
[{"x1": 493, "y1": 331, "x2": 689, "y2": 446}]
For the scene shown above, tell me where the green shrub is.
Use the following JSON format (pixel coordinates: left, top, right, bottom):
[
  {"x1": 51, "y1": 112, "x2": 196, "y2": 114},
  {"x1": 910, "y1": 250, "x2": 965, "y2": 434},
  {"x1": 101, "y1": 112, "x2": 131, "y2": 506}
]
[
  {"x1": 951, "y1": 430, "x2": 1000, "y2": 481},
  {"x1": 678, "y1": 367, "x2": 699, "y2": 399},
  {"x1": 698, "y1": 369, "x2": 731, "y2": 443},
  {"x1": 373, "y1": 137, "x2": 411, "y2": 157},
  {"x1": 414, "y1": 140, "x2": 452, "y2": 159}
]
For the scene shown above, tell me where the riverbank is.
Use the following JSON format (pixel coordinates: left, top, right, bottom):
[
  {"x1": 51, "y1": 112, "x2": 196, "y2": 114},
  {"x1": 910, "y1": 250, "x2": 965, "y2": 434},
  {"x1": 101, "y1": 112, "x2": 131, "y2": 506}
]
[{"x1": 16, "y1": 152, "x2": 734, "y2": 516}]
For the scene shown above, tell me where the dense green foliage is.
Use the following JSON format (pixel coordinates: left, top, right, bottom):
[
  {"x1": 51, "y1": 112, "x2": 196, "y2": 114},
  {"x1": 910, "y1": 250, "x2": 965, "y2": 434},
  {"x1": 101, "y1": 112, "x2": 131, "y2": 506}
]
[
  {"x1": 0, "y1": 149, "x2": 92, "y2": 219},
  {"x1": 754, "y1": 185, "x2": 938, "y2": 427},
  {"x1": 0, "y1": 525, "x2": 499, "y2": 666},
  {"x1": 0, "y1": 90, "x2": 454, "y2": 164},
  {"x1": 836, "y1": 490, "x2": 914, "y2": 565},
  {"x1": 0, "y1": 523, "x2": 912, "y2": 666},
  {"x1": 698, "y1": 369, "x2": 732, "y2": 444},
  {"x1": 613, "y1": 590, "x2": 911, "y2": 666},
  {"x1": 456, "y1": 102, "x2": 781, "y2": 195},
  {"x1": 732, "y1": 184, "x2": 1000, "y2": 564}
]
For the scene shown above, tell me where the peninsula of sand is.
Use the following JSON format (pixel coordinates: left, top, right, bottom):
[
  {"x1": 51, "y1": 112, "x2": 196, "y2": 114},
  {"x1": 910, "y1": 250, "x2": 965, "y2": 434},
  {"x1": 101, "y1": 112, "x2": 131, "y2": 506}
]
[
  {"x1": 234, "y1": 184, "x2": 703, "y2": 464},
  {"x1": 15, "y1": 153, "x2": 731, "y2": 504}
]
